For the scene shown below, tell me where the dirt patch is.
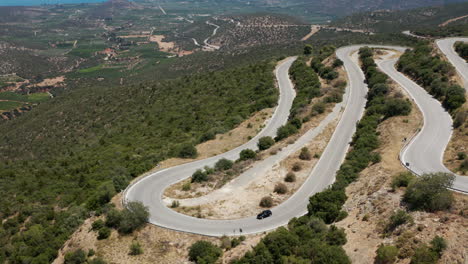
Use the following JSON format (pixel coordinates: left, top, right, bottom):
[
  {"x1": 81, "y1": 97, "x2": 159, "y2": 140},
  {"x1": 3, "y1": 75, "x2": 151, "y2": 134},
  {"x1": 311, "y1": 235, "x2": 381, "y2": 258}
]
[
  {"x1": 35, "y1": 76, "x2": 65, "y2": 87},
  {"x1": 301, "y1": 25, "x2": 321, "y2": 41},
  {"x1": 149, "y1": 35, "x2": 175, "y2": 52},
  {"x1": 439, "y1": 14, "x2": 468, "y2": 27}
]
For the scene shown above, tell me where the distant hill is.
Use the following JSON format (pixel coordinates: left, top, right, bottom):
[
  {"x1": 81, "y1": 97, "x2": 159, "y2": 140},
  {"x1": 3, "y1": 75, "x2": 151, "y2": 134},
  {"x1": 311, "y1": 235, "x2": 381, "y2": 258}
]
[{"x1": 330, "y1": 2, "x2": 468, "y2": 33}]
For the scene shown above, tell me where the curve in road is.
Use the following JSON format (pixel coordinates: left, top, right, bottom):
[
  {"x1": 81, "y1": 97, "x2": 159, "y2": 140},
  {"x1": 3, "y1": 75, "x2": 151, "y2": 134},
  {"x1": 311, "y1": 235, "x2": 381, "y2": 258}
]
[
  {"x1": 125, "y1": 46, "x2": 371, "y2": 236},
  {"x1": 374, "y1": 48, "x2": 468, "y2": 193},
  {"x1": 436, "y1": 38, "x2": 468, "y2": 90}
]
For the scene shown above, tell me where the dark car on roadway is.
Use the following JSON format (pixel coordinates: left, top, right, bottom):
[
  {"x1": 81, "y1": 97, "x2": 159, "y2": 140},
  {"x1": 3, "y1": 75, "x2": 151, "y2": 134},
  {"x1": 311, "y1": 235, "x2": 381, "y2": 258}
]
[{"x1": 257, "y1": 210, "x2": 272, "y2": 220}]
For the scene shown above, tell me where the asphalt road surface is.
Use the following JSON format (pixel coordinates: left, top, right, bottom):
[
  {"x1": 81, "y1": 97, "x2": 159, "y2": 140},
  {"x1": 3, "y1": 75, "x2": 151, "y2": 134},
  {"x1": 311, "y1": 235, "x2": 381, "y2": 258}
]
[
  {"x1": 125, "y1": 46, "x2": 370, "y2": 236},
  {"x1": 125, "y1": 43, "x2": 467, "y2": 237},
  {"x1": 436, "y1": 38, "x2": 468, "y2": 90},
  {"x1": 375, "y1": 48, "x2": 468, "y2": 193}
]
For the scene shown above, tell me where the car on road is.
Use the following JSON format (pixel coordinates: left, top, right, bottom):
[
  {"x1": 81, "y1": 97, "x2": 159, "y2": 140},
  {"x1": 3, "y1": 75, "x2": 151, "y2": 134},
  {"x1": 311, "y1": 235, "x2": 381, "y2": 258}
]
[{"x1": 257, "y1": 210, "x2": 272, "y2": 220}]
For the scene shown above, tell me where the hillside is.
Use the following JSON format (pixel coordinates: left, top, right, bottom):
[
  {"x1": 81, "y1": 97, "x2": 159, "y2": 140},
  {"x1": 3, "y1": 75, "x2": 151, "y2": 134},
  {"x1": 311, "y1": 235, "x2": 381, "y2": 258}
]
[
  {"x1": 331, "y1": 2, "x2": 468, "y2": 33},
  {"x1": 0, "y1": 61, "x2": 278, "y2": 263}
]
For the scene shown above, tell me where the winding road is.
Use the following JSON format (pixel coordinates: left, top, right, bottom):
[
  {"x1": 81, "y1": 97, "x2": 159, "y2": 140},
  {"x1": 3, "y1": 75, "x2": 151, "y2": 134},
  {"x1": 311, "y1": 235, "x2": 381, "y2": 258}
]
[
  {"x1": 436, "y1": 38, "x2": 468, "y2": 90},
  {"x1": 125, "y1": 45, "x2": 372, "y2": 236},
  {"x1": 125, "y1": 41, "x2": 468, "y2": 236},
  {"x1": 375, "y1": 48, "x2": 468, "y2": 193}
]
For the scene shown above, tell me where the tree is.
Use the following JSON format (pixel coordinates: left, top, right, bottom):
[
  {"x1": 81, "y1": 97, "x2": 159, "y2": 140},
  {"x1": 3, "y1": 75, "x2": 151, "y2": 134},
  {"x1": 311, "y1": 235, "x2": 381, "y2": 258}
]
[
  {"x1": 303, "y1": 45, "x2": 313, "y2": 55},
  {"x1": 391, "y1": 172, "x2": 415, "y2": 189},
  {"x1": 191, "y1": 169, "x2": 208, "y2": 183},
  {"x1": 258, "y1": 136, "x2": 275, "y2": 150},
  {"x1": 239, "y1": 149, "x2": 256, "y2": 161},
  {"x1": 375, "y1": 244, "x2": 398, "y2": 264},
  {"x1": 178, "y1": 143, "x2": 198, "y2": 159},
  {"x1": 307, "y1": 188, "x2": 347, "y2": 224},
  {"x1": 215, "y1": 158, "x2": 233, "y2": 171},
  {"x1": 325, "y1": 225, "x2": 347, "y2": 246},
  {"x1": 403, "y1": 173, "x2": 455, "y2": 211},
  {"x1": 189, "y1": 241, "x2": 222, "y2": 264},
  {"x1": 118, "y1": 201, "x2": 150, "y2": 234}
]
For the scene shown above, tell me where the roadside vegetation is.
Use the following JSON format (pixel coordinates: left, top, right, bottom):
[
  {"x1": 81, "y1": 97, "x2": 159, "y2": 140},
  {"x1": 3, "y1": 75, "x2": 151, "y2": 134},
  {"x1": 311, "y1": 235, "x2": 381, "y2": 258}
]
[
  {"x1": 0, "y1": 61, "x2": 278, "y2": 263},
  {"x1": 397, "y1": 43, "x2": 466, "y2": 112}
]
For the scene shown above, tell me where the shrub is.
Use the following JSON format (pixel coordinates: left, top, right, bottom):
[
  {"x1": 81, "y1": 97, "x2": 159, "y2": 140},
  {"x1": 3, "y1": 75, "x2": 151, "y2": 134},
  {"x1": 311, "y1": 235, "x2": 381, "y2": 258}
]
[
  {"x1": 275, "y1": 123, "x2": 298, "y2": 141},
  {"x1": 333, "y1": 58, "x2": 344, "y2": 68},
  {"x1": 299, "y1": 147, "x2": 311, "y2": 160},
  {"x1": 182, "y1": 182, "x2": 191, "y2": 191},
  {"x1": 97, "y1": 227, "x2": 111, "y2": 240},
  {"x1": 274, "y1": 183, "x2": 288, "y2": 194},
  {"x1": 260, "y1": 196, "x2": 273, "y2": 208},
  {"x1": 292, "y1": 163, "x2": 302, "y2": 172},
  {"x1": 129, "y1": 241, "x2": 143, "y2": 255},
  {"x1": 189, "y1": 241, "x2": 222, "y2": 264},
  {"x1": 457, "y1": 152, "x2": 466, "y2": 160},
  {"x1": 64, "y1": 249, "x2": 87, "y2": 264},
  {"x1": 117, "y1": 201, "x2": 150, "y2": 234},
  {"x1": 239, "y1": 149, "x2": 256, "y2": 161},
  {"x1": 312, "y1": 102, "x2": 326, "y2": 114},
  {"x1": 430, "y1": 236, "x2": 447, "y2": 257},
  {"x1": 231, "y1": 238, "x2": 241, "y2": 248},
  {"x1": 171, "y1": 200, "x2": 180, "y2": 208},
  {"x1": 325, "y1": 225, "x2": 347, "y2": 246},
  {"x1": 386, "y1": 210, "x2": 412, "y2": 233},
  {"x1": 89, "y1": 258, "x2": 107, "y2": 264},
  {"x1": 105, "y1": 209, "x2": 122, "y2": 228},
  {"x1": 375, "y1": 244, "x2": 399, "y2": 264},
  {"x1": 191, "y1": 169, "x2": 208, "y2": 183},
  {"x1": 92, "y1": 219, "x2": 105, "y2": 231},
  {"x1": 410, "y1": 245, "x2": 438, "y2": 264},
  {"x1": 307, "y1": 188, "x2": 347, "y2": 224},
  {"x1": 403, "y1": 173, "x2": 455, "y2": 212},
  {"x1": 178, "y1": 144, "x2": 198, "y2": 159},
  {"x1": 215, "y1": 158, "x2": 234, "y2": 171},
  {"x1": 391, "y1": 172, "x2": 416, "y2": 189},
  {"x1": 284, "y1": 172, "x2": 296, "y2": 182},
  {"x1": 258, "y1": 136, "x2": 275, "y2": 150}
]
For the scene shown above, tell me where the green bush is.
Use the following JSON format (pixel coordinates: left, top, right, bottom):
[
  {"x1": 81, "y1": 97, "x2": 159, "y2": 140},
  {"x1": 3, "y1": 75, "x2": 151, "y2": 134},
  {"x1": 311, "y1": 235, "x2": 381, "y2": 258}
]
[
  {"x1": 375, "y1": 244, "x2": 399, "y2": 264},
  {"x1": 275, "y1": 123, "x2": 298, "y2": 141},
  {"x1": 258, "y1": 136, "x2": 275, "y2": 150},
  {"x1": 410, "y1": 245, "x2": 438, "y2": 264},
  {"x1": 292, "y1": 163, "x2": 302, "y2": 172},
  {"x1": 289, "y1": 58, "x2": 321, "y2": 119},
  {"x1": 430, "y1": 236, "x2": 447, "y2": 257},
  {"x1": 457, "y1": 152, "x2": 466, "y2": 160},
  {"x1": 214, "y1": 158, "x2": 234, "y2": 171},
  {"x1": 106, "y1": 201, "x2": 149, "y2": 234},
  {"x1": 239, "y1": 149, "x2": 256, "y2": 161},
  {"x1": 307, "y1": 188, "x2": 347, "y2": 224},
  {"x1": 403, "y1": 173, "x2": 455, "y2": 212},
  {"x1": 97, "y1": 227, "x2": 111, "y2": 240},
  {"x1": 189, "y1": 241, "x2": 222, "y2": 264},
  {"x1": 92, "y1": 219, "x2": 105, "y2": 231},
  {"x1": 391, "y1": 172, "x2": 416, "y2": 189},
  {"x1": 385, "y1": 210, "x2": 412, "y2": 233},
  {"x1": 191, "y1": 169, "x2": 209, "y2": 183},
  {"x1": 64, "y1": 249, "x2": 87, "y2": 264},
  {"x1": 325, "y1": 225, "x2": 347, "y2": 246},
  {"x1": 178, "y1": 144, "x2": 198, "y2": 159},
  {"x1": 129, "y1": 241, "x2": 143, "y2": 255},
  {"x1": 89, "y1": 258, "x2": 107, "y2": 264}
]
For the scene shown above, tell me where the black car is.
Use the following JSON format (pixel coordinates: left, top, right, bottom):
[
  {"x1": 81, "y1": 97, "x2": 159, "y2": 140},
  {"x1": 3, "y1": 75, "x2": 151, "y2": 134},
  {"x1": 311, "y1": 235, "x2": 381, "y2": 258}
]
[{"x1": 256, "y1": 210, "x2": 272, "y2": 220}]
